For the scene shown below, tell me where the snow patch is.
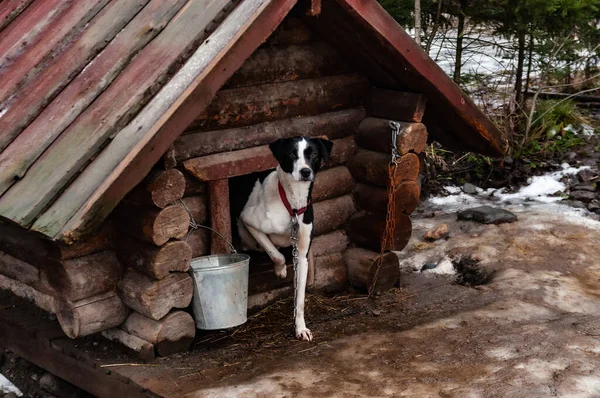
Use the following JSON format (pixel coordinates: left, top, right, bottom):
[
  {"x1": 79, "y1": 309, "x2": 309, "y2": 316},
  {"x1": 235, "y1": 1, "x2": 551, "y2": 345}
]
[{"x1": 0, "y1": 373, "x2": 22, "y2": 397}]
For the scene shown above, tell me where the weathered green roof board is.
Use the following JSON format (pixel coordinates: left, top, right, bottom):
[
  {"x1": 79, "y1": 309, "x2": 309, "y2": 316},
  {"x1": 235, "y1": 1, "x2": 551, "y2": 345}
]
[{"x1": 0, "y1": 0, "x2": 504, "y2": 242}]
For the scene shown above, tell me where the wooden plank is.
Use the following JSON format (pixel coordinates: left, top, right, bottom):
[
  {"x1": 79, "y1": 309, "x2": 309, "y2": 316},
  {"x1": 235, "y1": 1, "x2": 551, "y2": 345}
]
[
  {"x1": 100, "y1": 328, "x2": 155, "y2": 362},
  {"x1": 45, "y1": 222, "x2": 114, "y2": 260},
  {"x1": 0, "y1": 0, "x2": 187, "y2": 197},
  {"x1": 0, "y1": 314, "x2": 150, "y2": 398},
  {"x1": 166, "y1": 107, "x2": 364, "y2": 166},
  {"x1": 187, "y1": 73, "x2": 368, "y2": 132},
  {"x1": 0, "y1": 0, "x2": 34, "y2": 33},
  {"x1": 265, "y1": 15, "x2": 314, "y2": 46},
  {"x1": 0, "y1": 0, "x2": 109, "y2": 108},
  {"x1": 225, "y1": 41, "x2": 350, "y2": 88},
  {"x1": 35, "y1": 0, "x2": 298, "y2": 243},
  {"x1": 365, "y1": 88, "x2": 427, "y2": 122},
  {"x1": 329, "y1": 0, "x2": 505, "y2": 155},
  {"x1": 208, "y1": 179, "x2": 232, "y2": 254},
  {"x1": 0, "y1": 0, "x2": 149, "y2": 159},
  {"x1": 0, "y1": 274, "x2": 55, "y2": 313},
  {"x1": 0, "y1": 0, "x2": 224, "y2": 227}
]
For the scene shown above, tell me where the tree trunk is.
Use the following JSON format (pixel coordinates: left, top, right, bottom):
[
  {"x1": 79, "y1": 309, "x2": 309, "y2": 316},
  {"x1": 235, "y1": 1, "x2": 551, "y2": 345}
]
[
  {"x1": 453, "y1": 1, "x2": 467, "y2": 84},
  {"x1": 515, "y1": 28, "x2": 527, "y2": 105},
  {"x1": 414, "y1": 0, "x2": 422, "y2": 46},
  {"x1": 523, "y1": 32, "x2": 534, "y2": 104}
]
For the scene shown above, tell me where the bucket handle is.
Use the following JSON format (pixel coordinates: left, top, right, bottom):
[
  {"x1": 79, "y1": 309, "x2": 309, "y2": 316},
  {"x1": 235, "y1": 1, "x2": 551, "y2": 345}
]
[{"x1": 177, "y1": 199, "x2": 238, "y2": 254}]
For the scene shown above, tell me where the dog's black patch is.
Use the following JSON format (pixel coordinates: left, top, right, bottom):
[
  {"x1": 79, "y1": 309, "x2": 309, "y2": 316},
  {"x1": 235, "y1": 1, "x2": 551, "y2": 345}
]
[
  {"x1": 269, "y1": 137, "x2": 334, "y2": 178},
  {"x1": 269, "y1": 137, "x2": 299, "y2": 174}
]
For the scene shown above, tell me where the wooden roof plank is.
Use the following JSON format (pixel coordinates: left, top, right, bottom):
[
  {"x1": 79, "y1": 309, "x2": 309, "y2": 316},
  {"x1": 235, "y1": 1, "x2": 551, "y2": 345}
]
[
  {"x1": 332, "y1": 0, "x2": 506, "y2": 155},
  {"x1": 0, "y1": 0, "x2": 149, "y2": 169},
  {"x1": 0, "y1": 0, "x2": 188, "y2": 197},
  {"x1": 39, "y1": 0, "x2": 297, "y2": 242},
  {"x1": 0, "y1": 0, "x2": 34, "y2": 33},
  {"x1": 0, "y1": 0, "x2": 110, "y2": 110}
]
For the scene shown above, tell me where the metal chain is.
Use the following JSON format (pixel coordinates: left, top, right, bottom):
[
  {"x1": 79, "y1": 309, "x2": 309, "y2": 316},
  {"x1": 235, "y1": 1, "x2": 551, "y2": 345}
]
[
  {"x1": 177, "y1": 199, "x2": 237, "y2": 254},
  {"x1": 290, "y1": 213, "x2": 300, "y2": 320},
  {"x1": 368, "y1": 122, "x2": 401, "y2": 297}
]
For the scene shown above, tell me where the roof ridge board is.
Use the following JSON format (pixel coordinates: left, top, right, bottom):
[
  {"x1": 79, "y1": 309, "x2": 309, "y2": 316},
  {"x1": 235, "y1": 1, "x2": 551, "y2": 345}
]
[
  {"x1": 0, "y1": 0, "x2": 231, "y2": 228},
  {"x1": 0, "y1": 0, "x2": 35, "y2": 34},
  {"x1": 44, "y1": 0, "x2": 297, "y2": 242},
  {"x1": 0, "y1": 0, "x2": 150, "y2": 156},
  {"x1": 0, "y1": 0, "x2": 188, "y2": 198},
  {"x1": 0, "y1": 0, "x2": 111, "y2": 108}
]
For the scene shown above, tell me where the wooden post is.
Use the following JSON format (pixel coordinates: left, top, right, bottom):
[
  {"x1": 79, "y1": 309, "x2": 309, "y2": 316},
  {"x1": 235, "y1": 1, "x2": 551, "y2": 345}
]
[{"x1": 208, "y1": 179, "x2": 232, "y2": 254}]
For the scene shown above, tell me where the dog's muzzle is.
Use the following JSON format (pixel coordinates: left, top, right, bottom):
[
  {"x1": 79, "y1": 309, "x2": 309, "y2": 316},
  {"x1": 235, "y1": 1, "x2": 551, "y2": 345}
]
[{"x1": 300, "y1": 168, "x2": 312, "y2": 181}]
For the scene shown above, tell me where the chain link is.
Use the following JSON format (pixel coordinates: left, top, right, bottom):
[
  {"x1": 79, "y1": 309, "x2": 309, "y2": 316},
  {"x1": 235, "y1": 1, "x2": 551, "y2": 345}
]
[
  {"x1": 290, "y1": 213, "x2": 300, "y2": 320},
  {"x1": 368, "y1": 122, "x2": 401, "y2": 297}
]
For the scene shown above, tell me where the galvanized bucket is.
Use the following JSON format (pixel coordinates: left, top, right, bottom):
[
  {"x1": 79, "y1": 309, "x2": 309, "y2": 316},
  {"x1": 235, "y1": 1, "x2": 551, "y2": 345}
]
[{"x1": 189, "y1": 253, "x2": 250, "y2": 330}]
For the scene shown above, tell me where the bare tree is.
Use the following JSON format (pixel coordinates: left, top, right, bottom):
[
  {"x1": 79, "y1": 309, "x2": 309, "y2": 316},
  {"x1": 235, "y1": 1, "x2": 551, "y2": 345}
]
[{"x1": 415, "y1": 0, "x2": 422, "y2": 46}]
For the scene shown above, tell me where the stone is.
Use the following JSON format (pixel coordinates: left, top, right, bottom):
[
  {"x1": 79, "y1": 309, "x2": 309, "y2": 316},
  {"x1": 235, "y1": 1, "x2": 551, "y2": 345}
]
[
  {"x1": 588, "y1": 200, "x2": 600, "y2": 212},
  {"x1": 457, "y1": 206, "x2": 517, "y2": 225},
  {"x1": 420, "y1": 263, "x2": 438, "y2": 272},
  {"x1": 578, "y1": 169, "x2": 596, "y2": 183},
  {"x1": 39, "y1": 373, "x2": 82, "y2": 398},
  {"x1": 564, "y1": 200, "x2": 587, "y2": 209},
  {"x1": 462, "y1": 183, "x2": 478, "y2": 194},
  {"x1": 424, "y1": 224, "x2": 449, "y2": 241},
  {"x1": 503, "y1": 156, "x2": 513, "y2": 166},
  {"x1": 571, "y1": 184, "x2": 596, "y2": 192},
  {"x1": 569, "y1": 190, "x2": 596, "y2": 202}
]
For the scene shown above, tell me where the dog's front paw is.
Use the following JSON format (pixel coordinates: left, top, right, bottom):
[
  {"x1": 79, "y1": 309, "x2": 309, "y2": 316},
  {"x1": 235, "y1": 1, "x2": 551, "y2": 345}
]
[
  {"x1": 295, "y1": 327, "x2": 313, "y2": 341},
  {"x1": 273, "y1": 253, "x2": 287, "y2": 278}
]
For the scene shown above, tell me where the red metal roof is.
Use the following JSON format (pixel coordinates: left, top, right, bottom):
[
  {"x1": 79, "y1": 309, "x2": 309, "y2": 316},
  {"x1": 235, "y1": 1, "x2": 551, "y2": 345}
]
[{"x1": 0, "y1": 0, "x2": 504, "y2": 242}]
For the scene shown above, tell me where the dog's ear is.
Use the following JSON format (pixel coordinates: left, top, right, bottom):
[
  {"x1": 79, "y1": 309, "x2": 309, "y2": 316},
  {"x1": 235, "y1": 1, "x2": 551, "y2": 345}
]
[
  {"x1": 269, "y1": 138, "x2": 286, "y2": 163},
  {"x1": 315, "y1": 138, "x2": 334, "y2": 162}
]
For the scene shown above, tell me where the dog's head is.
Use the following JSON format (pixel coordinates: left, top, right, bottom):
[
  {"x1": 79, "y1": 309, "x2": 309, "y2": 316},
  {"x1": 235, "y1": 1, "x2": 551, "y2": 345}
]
[{"x1": 269, "y1": 137, "x2": 334, "y2": 182}]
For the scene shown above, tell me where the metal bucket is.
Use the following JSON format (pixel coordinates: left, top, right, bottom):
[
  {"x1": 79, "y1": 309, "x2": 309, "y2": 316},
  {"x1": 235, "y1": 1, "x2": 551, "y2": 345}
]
[{"x1": 189, "y1": 253, "x2": 250, "y2": 330}]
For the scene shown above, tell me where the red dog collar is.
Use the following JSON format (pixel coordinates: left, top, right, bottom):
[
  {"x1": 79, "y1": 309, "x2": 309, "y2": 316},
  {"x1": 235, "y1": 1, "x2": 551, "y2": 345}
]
[{"x1": 278, "y1": 182, "x2": 310, "y2": 216}]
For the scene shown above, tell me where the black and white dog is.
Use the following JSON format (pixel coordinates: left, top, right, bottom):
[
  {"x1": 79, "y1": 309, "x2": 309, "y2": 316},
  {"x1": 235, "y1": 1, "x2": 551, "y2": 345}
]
[{"x1": 237, "y1": 137, "x2": 333, "y2": 341}]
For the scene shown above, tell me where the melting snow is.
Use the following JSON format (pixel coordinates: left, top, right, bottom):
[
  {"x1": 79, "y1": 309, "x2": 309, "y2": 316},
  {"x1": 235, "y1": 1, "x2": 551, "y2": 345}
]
[{"x1": 0, "y1": 373, "x2": 22, "y2": 396}]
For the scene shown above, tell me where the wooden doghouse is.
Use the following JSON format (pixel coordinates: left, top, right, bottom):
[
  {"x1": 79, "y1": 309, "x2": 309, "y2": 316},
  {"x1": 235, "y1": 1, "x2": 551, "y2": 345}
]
[{"x1": 0, "y1": 0, "x2": 505, "y2": 366}]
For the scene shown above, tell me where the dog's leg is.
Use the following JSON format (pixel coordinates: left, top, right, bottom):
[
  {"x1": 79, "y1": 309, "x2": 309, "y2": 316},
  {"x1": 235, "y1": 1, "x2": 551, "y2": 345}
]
[
  {"x1": 244, "y1": 223, "x2": 287, "y2": 278},
  {"x1": 294, "y1": 223, "x2": 313, "y2": 341}
]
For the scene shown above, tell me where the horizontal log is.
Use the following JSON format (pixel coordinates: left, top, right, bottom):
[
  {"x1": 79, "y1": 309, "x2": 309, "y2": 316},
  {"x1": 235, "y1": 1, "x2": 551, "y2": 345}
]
[
  {"x1": 179, "y1": 195, "x2": 208, "y2": 225},
  {"x1": 56, "y1": 291, "x2": 130, "y2": 339},
  {"x1": 365, "y1": 88, "x2": 427, "y2": 122},
  {"x1": 312, "y1": 253, "x2": 347, "y2": 292},
  {"x1": 354, "y1": 181, "x2": 421, "y2": 215},
  {"x1": 187, "y1": 74, "x2": 369, "y2": 131},
  {"x1": 186, "y1": 228, "x2": 210, "y2": 258},
  {"x1": 118, "y1": 269, "x2": 193, "y2": 320},
  {"x1": 45, "y1": 222, "x2": 114, "y2": 260},
  {"x1": 312, "y1": 166, "x2": 354, "y2": 203},
  {"x1": 261, "y1": 16, "x2": 314, "y2": 46},
  {"x1": 343, "y1": 248, "x2": 400, "y2": 293},
  {"x1": 356, "y1": 118, "x2": 428, "y2": 155},
  {"x1": 0, "y1": 221, "x2": 53, "y2": 267},
  {"x1": 525, "y1": 91, "x2": 600, "y2": 103},
  {"x1": 0, "y1": 250, "x2": 40, "y2": 285},
  {"x1": 347, "y1": 212, "x2": 412, "y2": 252},
  {"x1": 122, "y1": 310, "x2": 195, "y2": 357},
  {"x1": 124, "y1": 169, "x2": 186, "y2": 209},
  {"x1": 313, "y1": 195, "x2": 356, "y2": 236},
  {"x1": 311, "y1": 230, "x2": 350, "y2": 257},
  {"x1": 47, "y1": 251, "x2": 122, "y2": 302},
  {"x1": 166, "y1": 108, "x2": 364, "y2": 165},
  {"x1": 225, "y1": 41, "x2": 351, "y2": 88},
  {"x1": 101, "y1": 328, "x2": 155, "y2": 362},
  {"x1": 184, "y1": 137, "x2": 349, "y2": 182},
  {"x1": 348, "y1": 150, "x2": 419, "y2": 187},
  {"x1": 0, "y1": 274, "x2": 56, "y2": 313},
  {"x1": 116, "y1": 237, "x2": 192, "y2": 280},
  {"x1": 182, "y1": 170, "x2": 207, "y2": 196},
  {"x1": 115, "y1": 204, "x2": 190, "y2": 246}
]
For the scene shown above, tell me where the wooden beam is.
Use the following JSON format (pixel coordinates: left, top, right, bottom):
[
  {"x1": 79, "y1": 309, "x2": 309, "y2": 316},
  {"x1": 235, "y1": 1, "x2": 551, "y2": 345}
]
[
  {"x1": 116, "y1": 237, "x2": 192, "y2": 280},
  {"x1": 355, "y1": 181, "x2": 421, "y2": 215},
  {"x1": 313, "y1": 195, "x2": 355, "y2": 236},
  {"x1": 347, "y1": 212, "x2": 412, "y2": 252},
  {"x1": 124, "y1": 168, "x2": 186, "y2": 209},
  {"x1": 356, "y1": 118, "x2": 428, "y2": 155},
  {"x1": 365, "y1": 88, "x2": 427, "y2": 122},
  {"x1": 115, "y1": 204, "x2": 190, "y2": 246},
  {"x1": 165, "y1": 108, "x2": 364, "y2": 166},
  {"x1": 312, "y1": 166, "x2": 354, "y2": 202},
  {"x1": 348, "y1": 150, "x2": 420, "y2": 187},
  {"x1": 306, "y1": 0, "x2": 322, "y2": 16},
  {"x1": 45, "y1": 0, "x2": 299, "y2": 243},
  {"x1": 209, "y1": 179, "x2": 232, "y2": 254}
]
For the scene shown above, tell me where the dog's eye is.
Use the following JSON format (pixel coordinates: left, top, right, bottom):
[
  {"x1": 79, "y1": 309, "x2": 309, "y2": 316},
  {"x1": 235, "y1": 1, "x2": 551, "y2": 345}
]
[{"x1": 309, "y1": 151, "x2": 318, "y2": 158}]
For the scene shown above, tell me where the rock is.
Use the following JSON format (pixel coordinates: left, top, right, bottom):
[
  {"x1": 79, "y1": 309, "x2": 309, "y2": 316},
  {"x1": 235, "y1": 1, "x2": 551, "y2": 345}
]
[
  {"x1": 588, "y1": 200, "x2": 600, "y2": 212},
  {"x1": 457, "y1": 206, "x2": 517, "y2": 225},
  {"x1": 564, "y1": 200, "x2": 587, "y2": 209},
  {"x1": 424, "y1": 224, "x2": 449, "y2": 241},
  {"x1": 503, "y1": 156, "x2": 513, "y2": 166},
  {"x1": 571, "y1": 184, "x2": 596, "y2": 192},
  {"x1": 578, "y1": 169, "x2": 596, "y2": 183},
  {"x1": 4, "y1": 393, "x2": 17, "y2": 398},
  {"x1": 566, "y1": 152, "x2": 577, "y2": 161},
  {"x1": 31, "y1": 374, "x2": 38, "y2": 381},
  {"x1": 39, "y1": 373, "x2": 82, "y2": 398},
  {"x1": 462, "y1": 183, "x2": 478, "y2": 194},
  {"x1": 420, "y1": 263, "x2": 438, "y2": 272},
  {"x1": 569, "y1": 190, "x2": 596, "y2": 202}
]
